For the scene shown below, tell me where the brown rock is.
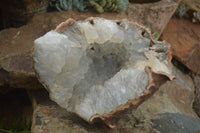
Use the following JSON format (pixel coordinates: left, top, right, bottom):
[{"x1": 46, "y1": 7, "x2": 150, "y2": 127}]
[
  {"x1": 161, "y1": 18, "x2": 200, "y2": 74},
  {"x1": 0, "y1": 0, "x2": 179, "y2": 89},
  {"x1": 29, "y1": 66, "x2": 200, "y2": 133},
  {"x1": 127, "y1": 0, "x2": 181, "y2": 36}
]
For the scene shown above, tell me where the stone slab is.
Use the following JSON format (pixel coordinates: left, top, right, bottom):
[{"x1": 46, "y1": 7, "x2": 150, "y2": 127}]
[{"x1": 161, "y1": 18, "x2": 200, "y2": 74}]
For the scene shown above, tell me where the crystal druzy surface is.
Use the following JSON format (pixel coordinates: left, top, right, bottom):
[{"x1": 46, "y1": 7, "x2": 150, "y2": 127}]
[{"x1": 32, "y1": 18, "x2": 173, "y2": 126}]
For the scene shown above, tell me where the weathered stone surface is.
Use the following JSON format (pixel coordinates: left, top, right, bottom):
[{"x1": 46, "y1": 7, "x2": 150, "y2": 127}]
[
  {"x1": 161, "y1": 18, "x2": 200, "y2": 74},
  {"x1": 0, "y1": 0, "x2": 179, "y2": 89},
  {"x1": 126, "y1": 0, "x2": 180, "y2": 36},
  {"x1": 151, "y1": 113, "x2": 200, "y2": 133},
  {"x1": 0, "y1": 24, "x2": 47, "y2": 89},
  {"x1": 29, "y1": 65, "x2": 200, "y2": 133},
  {"x1": 193, "y1": 75, "x2": 200, "y2": 117},
  {"x1": 32, "y1": 18, "x2": 174, "y2": 127}
]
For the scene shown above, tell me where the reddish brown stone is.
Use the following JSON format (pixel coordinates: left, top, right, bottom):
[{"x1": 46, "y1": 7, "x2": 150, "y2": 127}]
[
  {"x1": 127, "y1": 0, "x2": 181, "y2": 36},
  {"x1": 161, "y1": 18, "x2": 200, "y2": 74}
]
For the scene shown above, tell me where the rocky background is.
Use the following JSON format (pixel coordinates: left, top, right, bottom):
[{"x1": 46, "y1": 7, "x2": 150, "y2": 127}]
[{"x1": 0, "y1": 0, "x2": 200, "y2": 133}]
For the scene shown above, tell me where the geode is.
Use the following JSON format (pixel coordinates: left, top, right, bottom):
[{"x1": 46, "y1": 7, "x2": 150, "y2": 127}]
[{"x1": 32, "y1": 17, "x2": 174, "y2": 128}]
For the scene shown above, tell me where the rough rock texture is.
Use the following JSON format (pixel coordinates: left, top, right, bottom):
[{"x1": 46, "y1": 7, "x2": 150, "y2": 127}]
[
  {"x1": 0, "y1": 0, "x2": 179, "y2": 90},
  {"x1": 29, "y1": 66, "x2": 200, "y2": 133},
  {"x1": 32, "y1": 18, "x2": 174, "y2": 127},
  {"x1": 151, "y1": 113, "x2": 200, "y2": 133},
  {"x1": 161, "y1": 18, "x2": 200, "y2": 74},
  {"x1": 0, "y1": 28, "x2": 44, "y2": 89},
  {"x1": 193, "y1": 75, "x2": 200, "y2": 117},
  {"x1": 126, "y1": 0, "x2": 180, "y2": 36}
]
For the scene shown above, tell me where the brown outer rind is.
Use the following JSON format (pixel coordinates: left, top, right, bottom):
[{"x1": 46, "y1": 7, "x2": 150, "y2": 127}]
[
  {"x1": 54, "y1": 18, "x2": 75, "y2": 32},
  {"x1": 54, "y1": 17, "x2": 163, "y2": 44},
  {"x1": 31, "y1": 17, "x2": 174, "y2": 128}
]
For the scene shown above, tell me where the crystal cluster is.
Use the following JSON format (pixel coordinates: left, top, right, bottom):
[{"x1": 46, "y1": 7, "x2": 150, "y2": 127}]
[{"x1": 32, "y1": 18, "x2": 173, "y2": 127}]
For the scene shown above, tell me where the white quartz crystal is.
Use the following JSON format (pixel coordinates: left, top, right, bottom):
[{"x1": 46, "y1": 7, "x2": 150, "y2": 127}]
[{"x1": 32, "y1": 18, "x2": 173, "y2": 123}]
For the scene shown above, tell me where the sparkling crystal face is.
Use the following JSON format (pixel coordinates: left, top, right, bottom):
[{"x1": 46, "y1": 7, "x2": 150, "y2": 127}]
[{"x1": 32, "y1": 18, "x2": 173, "y2": 124}]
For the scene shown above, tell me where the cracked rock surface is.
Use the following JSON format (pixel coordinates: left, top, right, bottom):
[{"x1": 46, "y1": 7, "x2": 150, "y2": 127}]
[{"x1": 32, "y1": 18, "x2": 173, "y2": 127}]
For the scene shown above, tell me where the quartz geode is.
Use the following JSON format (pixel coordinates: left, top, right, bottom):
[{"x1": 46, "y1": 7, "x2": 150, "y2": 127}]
[{"x1": 32, "y1": 17, "x2": 174, "y2": 127}]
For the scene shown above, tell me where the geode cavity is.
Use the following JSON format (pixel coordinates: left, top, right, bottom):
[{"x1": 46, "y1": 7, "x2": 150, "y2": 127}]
[{"x1": 32, "y1": 17, "x2": 174, "y2": 127}]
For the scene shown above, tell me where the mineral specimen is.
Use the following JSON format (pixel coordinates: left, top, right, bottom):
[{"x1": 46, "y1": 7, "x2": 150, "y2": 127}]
[{"x1": 32, "y1": 18, "x2": 174, "y2": 127}]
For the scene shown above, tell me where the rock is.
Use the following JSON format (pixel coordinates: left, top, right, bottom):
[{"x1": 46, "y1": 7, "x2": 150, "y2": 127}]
[
  {"x1": 32, "y1": 18, "x2": 174, "y2": 127},
  {"x1": 0, "y1": 27, "x2": 44, "y2": 89},
  {"x1": 0, "y1": 0, "x2": 179, "y2": 89},
  {"x1": 126, "y1": 0, "x2": 181, "y2": 36},
  {"x1": 192, "y1": 75, "x2": 200, "y2": 117},
  {"x1": 161, "y1": 18, "x2": 200, "y2": 74},
  {"x1": 29, "y1": 65, "x2": 200, "y2": 133},
  {"x1": 151, "y1": 113, "x2": 200, "y2": 133}
]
